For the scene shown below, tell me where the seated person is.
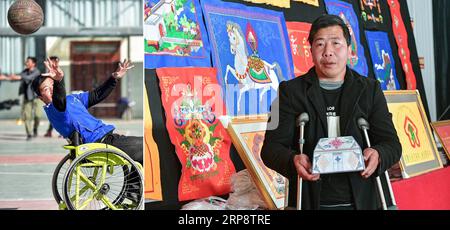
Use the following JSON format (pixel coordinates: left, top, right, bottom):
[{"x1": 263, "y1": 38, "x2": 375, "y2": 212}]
[{"x1": 31, "y1": 58, "x2": 142, "y2": 164}]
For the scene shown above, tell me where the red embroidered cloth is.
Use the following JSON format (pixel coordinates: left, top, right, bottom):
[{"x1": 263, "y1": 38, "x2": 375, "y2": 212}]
[
  {"x1": 156, "y1": 67, "x2": 236, "y2": 201},
  {"x1": 387, "y1": 0, "x2": 417, "y2": 89}
]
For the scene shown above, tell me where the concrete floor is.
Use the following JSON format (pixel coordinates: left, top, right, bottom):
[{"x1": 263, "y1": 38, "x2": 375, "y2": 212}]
[{"x1": 0, "y1": 119, "x2": 143, "y2": 210}]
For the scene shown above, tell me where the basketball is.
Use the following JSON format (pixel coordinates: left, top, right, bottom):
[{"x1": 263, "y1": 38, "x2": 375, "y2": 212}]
[{"x1": 7, "y1": 0, "x2": 44, "y2": 35}]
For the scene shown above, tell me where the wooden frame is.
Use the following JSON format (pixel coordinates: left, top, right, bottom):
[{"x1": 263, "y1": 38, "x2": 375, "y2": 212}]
[
  {"x1": 384, "y1": 90, "x2": 442, "y2": 178},
  {"x1": 227, "y1": 115, "x2": 289, "y2": 210},
  {"x1": 431, "y1": 120, "x2": 450, "y2": 161}
]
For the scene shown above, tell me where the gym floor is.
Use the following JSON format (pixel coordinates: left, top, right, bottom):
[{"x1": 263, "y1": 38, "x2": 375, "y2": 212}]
[{"x1": 0, "y1": 119, "x2": 143, "y2": 210}]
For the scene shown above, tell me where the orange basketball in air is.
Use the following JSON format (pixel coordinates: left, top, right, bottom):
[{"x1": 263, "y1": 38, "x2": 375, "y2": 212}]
[{"x1": 7, "y1": 0, "x2": 44, "y2": 35}]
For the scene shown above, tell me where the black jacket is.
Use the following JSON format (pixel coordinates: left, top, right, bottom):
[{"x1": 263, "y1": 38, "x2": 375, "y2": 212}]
[{"x1": 261, "y1": 67, "x2": 402, "y2": 210}]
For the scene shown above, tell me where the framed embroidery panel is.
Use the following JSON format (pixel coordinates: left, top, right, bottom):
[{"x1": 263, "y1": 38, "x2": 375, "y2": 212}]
[
  {"x1": 227, "y1": 116, "x2": 289, "y2": 210},
  {"x1": 144, "y1": 85, "x2": 163, "y2": 201},
  {"x1": 384, "y1": 90, "x2": 442, "y2": 178},
  {"x1": 431, "y1": 120, "x2": 450, "y2": 163}
]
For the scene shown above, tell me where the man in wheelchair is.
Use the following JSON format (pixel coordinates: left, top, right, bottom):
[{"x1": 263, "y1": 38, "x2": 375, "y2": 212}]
[
  {"x1": 31, "y1": 57, "x2": 142, "y2": 164},
  {"x1": 31, "y1": 58, "x2": 143, "y2": 208}
]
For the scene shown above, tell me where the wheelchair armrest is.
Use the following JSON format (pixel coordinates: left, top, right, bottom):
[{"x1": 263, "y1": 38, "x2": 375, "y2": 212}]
[{"x1": 63, "y1": 145, "x2": 77, "y2": 150}]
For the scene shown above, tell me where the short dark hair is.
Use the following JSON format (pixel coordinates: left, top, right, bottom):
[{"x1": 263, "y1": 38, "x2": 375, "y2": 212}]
[
  {"x1": 308, "y1": 14, "x2": 351, "y2": 46},
  {"x1": 32, "y1": 75, "x2": 49, "y2": 96},
  {"x1": 27, "y1": 56, "x2": 37, "y2": 64},
  {"x1": 49, "y1": 56, "x2": 59, "y2": 61}
]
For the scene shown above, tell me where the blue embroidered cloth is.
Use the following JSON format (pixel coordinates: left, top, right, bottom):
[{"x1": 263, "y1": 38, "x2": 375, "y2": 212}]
[
  {"x1": 365, "y1": 30, "x2": 400, "y2": 90},
  {"x1": 201, "y1": 0, "x2": 294, "y2": 116},
  {"x1": 144, "y1": 0, "x2": 211, "y2": 69}
]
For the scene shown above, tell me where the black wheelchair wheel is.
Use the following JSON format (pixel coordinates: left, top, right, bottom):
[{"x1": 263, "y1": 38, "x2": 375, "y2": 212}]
[
  {"x1": 51, "y1": 154, "x2": 73, "y2": 206},
  {"x1": 62, "y1": 148, "x2": 143, "y2": 210}
]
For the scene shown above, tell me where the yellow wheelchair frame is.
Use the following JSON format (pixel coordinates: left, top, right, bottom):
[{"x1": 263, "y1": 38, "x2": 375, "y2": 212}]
[{"x1": 53, "y1": 140, "x2": 143, "y2": 210}]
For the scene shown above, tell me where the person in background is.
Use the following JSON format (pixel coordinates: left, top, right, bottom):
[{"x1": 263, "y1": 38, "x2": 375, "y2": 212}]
[{"x1": 8, "y1": 57, "x2": 42, "y2": 141}]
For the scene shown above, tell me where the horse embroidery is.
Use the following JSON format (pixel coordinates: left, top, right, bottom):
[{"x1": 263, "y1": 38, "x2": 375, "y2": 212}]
[{"x1": 224, "y1": 21, "x2": 284, "y2": 112}]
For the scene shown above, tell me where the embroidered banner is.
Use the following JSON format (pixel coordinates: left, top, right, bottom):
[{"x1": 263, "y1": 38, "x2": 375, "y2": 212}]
[
  {"x1": 324, "y1": 0, "x2": 369, "y2": 77},
  {"x1": 387, "y1": 0, "x2": 417, "y2": 89},
  {"x1": 365, "y1": 30, "x2": 400, "y2": 90},
  {"x1": 144, "y1": 86, "x2": 162, "y2": 201},
  {"x1": 144, "y1": 0, "x2": 211, "y2": 68},
  {"x1": 156, "y1": 67, "x2": 235, "y2": 201},
  {"x1": 294, "y1": 0, "x2": 319, "y2": 7},
  {"x1": 201, "y1": 0, "x2": 294, "y2": 116},
  {"x1": 358, "y1": 0, "x2": 385, "y2": 28},
  {"x1": 286, "y1": 21, "x2": 314, "y2": 77},
  {"x1": 243, "y1": 0, "x2": 290, "y2": 8}
]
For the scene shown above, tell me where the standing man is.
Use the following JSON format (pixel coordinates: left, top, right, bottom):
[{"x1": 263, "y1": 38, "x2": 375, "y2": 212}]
[
  {"x1": 9, "y1": 57, "x2": 42, "y2": 140},
  {"x1": 261, "y1": 14, "x2": 401, "y2": 210}
]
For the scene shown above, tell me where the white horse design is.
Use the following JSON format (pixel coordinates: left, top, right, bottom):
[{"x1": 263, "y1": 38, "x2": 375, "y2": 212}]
[{"x1": 224, "y1": 22, "x2": 283, "y2": 112}]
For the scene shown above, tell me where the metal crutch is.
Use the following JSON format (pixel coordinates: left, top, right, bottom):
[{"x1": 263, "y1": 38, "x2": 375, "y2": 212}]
[
  {"x1": 358, "y1": 118, "x2": 397, "y2": 210},
  {"x1": 296, "y1": 113, "x2": 309, "y2": 210}
]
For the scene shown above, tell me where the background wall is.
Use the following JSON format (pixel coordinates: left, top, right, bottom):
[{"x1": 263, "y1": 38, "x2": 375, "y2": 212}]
[
  {"x1": 406, "y1": 0, "x2": 437, "y2": 121},
  {"x1": 0, "y1": 0, "x2": 143, "y2": 119}
]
